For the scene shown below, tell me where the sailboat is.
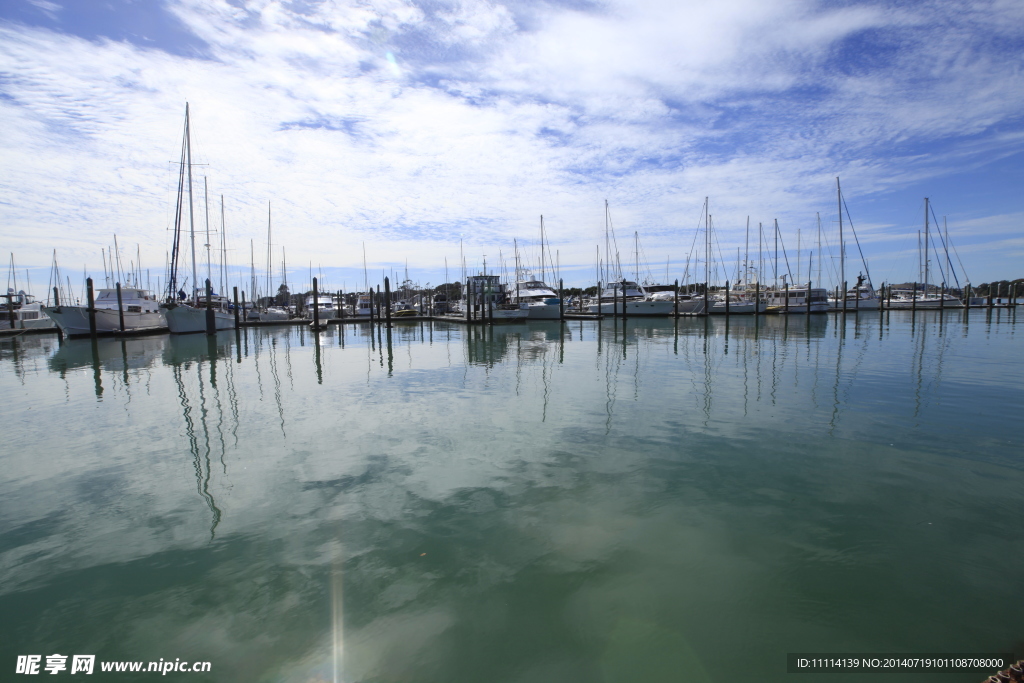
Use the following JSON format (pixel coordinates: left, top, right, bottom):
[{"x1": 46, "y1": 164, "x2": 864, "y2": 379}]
[
  {"x1": 887, "y1": 198, "x2": 964, "y2": 309},
  {"x1": 508, "y1": 217, "x2": 562, "y2": 319},
  {"x1": 259, "y1": 204, "x2": 289, "y2": 321},
  {"x1": 586, "y1": 201, "x2": 677, "y2": 316},
  {"x1": 162, "y1": 104, "x2": 236, "y2": 334},
  {"x1": 826, "y1": 177, "x2": 880, "y2": 311}
]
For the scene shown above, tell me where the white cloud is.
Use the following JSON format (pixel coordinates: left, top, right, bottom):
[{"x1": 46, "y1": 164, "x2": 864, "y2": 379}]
[{"x1": 0, "y1": 0, "x2": 1022, "y2": 289}]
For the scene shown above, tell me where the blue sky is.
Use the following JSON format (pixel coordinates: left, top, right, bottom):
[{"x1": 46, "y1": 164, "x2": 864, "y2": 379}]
[{"x1": 1, "y1": 0, "x2": 1022, "y2": 296}]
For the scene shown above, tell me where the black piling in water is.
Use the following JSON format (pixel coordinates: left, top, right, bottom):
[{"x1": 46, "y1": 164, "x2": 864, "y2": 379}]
[
  {"x1": 621, "y1": 280, "x2": 628, "y2": 321},
  {"x1": 233, "y1": 287, "x2": 240, "y2": 328},
  {"x1": 806, "y1": 280, "x2": 812, "y2": 314},
  {"x1": 465, "y1": 279, "x2": 472, "y2": 321},
  {"x1": 115, "y1": 282, "x2": 126, "y2": 333},
  {"x1": 597, "y1": 281, "x2": 603, "y2": 317},
  {"x1": 205, "y1": 279, "x2": 215, "y2": 334},
  {"x1": 384, "y1": 276, "x2": 392, "y2": 327},
  {"x1": 312, "y1": 277, "x2": 321, "y2": 329},
  {"x1": 559, "y1": 279, "x2": 564, "y2": 320},
  {"x1": 754, "y1": 281, "x2": 759, "y2": 317},
  {"x1": 52, "y1": 286, "x2": 63, "y2": 340},
  {"x1": 784, "y1": 281, "x2": 789, "y2": 315},
  {"x1": 674, "y1": 279, "x2": 679, "y2": 317},
  {"x1": 369, "y1": 287, "x2": 375, "y2": 324},
  {"x1": 840, "y1": 280, "x2": 846, "y2": 314},
  {"x1": 988, "y1": 286, "x2": 994, "y2": 308},
  {"x1": 241, "y1": 291, "x2": 247, "y2": 324},
  {"x1": 725, "y1": 280, "x2": 731, "y2": 316},
  {"x1": 86, "y1": 277, "x2": 97, "y2": 338},
  {"x1": 911, "y1": 282, "x2": 917, "y2": 312},
  {"x1": 939, "y1": 282, "x2": 945, "y2": 311},
  {"x1": 703, "y1": 281, "x2": 708, "y2": 316}
]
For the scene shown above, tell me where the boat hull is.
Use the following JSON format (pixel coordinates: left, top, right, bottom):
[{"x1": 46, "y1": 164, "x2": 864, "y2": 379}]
[
  {"x1": 42, "y1": 306, "x2": 167, "y2": 337},
  {"x1": 165, "y1": 305, "x2": 235, "y2": 334},
  {"x1": 524, "y1": 302, "x2": 561, "y2": 319},
  {"x1": 886, "y1": 297, "x2": 963, "y2": 309},
  {"x1": 586, "y1": 300, "x2": 676, "y2": 316},
  {"x1": 827, "y1": 298, "x2": 881, "y2": 311}
]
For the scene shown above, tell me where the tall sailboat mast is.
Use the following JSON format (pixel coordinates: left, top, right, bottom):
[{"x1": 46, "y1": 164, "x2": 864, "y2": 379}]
[
  {"x1": 539, "y1": 215, "x2": 545, "y2": 282},
  {"x1": 837, "y1": 177, "x2": 844, "y2": 295},
  {"x1": 923, "y1": 197, "x2": 930, "y2": 295},
  {"x1": 266, "y1": 202, "x2": 273, "y2": 307},
  {"x1": 204, "y1": 176, "x2": 212, "y2": 289},
  {"x1": 185, "y1": 104, "x2": 197, "y2": 303}
]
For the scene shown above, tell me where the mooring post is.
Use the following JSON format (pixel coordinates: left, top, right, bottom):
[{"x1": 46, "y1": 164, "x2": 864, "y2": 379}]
[
  {"x1": 233, "y1": 286, "x2": 240, "y2": 328},
  {"x1": 384, "y1": 276, "x2": 392, "y2": 327},
  {"x1": 116, "y1": 278, "x2": 128, "y2": 331},
  {"x1": 784, "y1": 281, "x2": 789, "y2": 314},
  {"x1": 754, "y1": 281, "x2": 759, "y2": 317},
  {"x1": 939, "y1": 282, "x2": 945, "y2": 312},
  {"x1": 912, "y1": 282, "x2": 917, "y2": 312},
  {"x1": 840, "y1": 281, "x2": 846, "y2": 314},
  {"x1": 312, "y1": 277, "x2": 321, "y2": 329},
  {"x1": 86, "y1": 278, "x2": 97, "y2": 338},
  {"x1": 614, "y1": 278, "x2": 622, "y2": 321},
  {"x1": 51, "y1": 286, "x2": 63, "y2": 340},
  {"x1": 725, "y1": 280, "x2": 730, "y2": 316},
  {"x1": 674, "y1": 279, "x2": 679, "y2": 317},
  {"x1": 703, "y1": 282, "x2": 708, "y2": 316},
  {"x1": 987, "y1": 284, "x2": 993, "y2": 308},
  {"x1": 205, "y1": 279, "x2": 215, "y2": 335},
  {"x1": 6, "y1": 291, "x2": 14, "y2": 330},
  {"x1": 597, "y1": 281, "x2": 602, "y2": 317},
  {"x1": 241, "y1": 291, "x2": 247, "y2": 325},
  {"x1": 807, "y1": 280, "x2": 812, "y2": 314}
]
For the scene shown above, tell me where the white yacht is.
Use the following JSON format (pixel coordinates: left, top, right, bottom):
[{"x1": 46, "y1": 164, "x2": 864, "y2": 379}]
[
  {"x1": 648, "y1": 288, "x2": 708, "y2": 314},
  {"x1": 586, "y1": 281, "x2": 675, "y2": 316},
  {"x1": 1, "y1": 290, "x2": 56, "y2": 330},
  {"x1": 886, "y1": 290, "x2": 963, "y2": 309},
  {"x1": 763, "y1": 285, "x2": 830, "y2": 313},
  {"x1": 510, "y1": 279, "x2": 562, "y2": 319},
  {"x1": 44, "y1": 287, "x2": 166, "y2": 336},
  {"x1": 303, "y1": 293, "x2": 336, "y2": 319},
  {"x1": 828, "y1": 276, "x2": 881, "y2": 311}
]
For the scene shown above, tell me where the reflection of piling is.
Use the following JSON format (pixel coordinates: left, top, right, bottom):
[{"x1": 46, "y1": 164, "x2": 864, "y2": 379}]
[
  {"x1": 384, "y1": 277, "x2": 392, "y2": 327},
  {"x1": 205, "y1": 279, "x2": 215, "y2": 335},
  {"x1": 233, "y1": 286, "x2": 240, "y2": 328},
  {"x1": 115, "y1": 282, "x2": 126, "y2": 333},
  {"x1": 86, "y1": 278, "x2": 97, "y2": 338}
]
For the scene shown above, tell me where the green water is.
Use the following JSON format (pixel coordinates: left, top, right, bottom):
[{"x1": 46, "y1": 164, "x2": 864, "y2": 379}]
[{"x1": 2, "y1": 311, "x2": 1022, "y2": 682}]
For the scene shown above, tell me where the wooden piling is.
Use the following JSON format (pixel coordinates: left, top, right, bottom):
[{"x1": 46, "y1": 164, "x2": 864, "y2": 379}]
[
  {"x1": 939, "y1": 282, "x2": 945, "y2": 311},
  {"x1": 312, "y1": 277, "x2": 321, "y2": 329},
  {"x1": 86, "y1": 278, "x2": 97, "y2": 338},
  {"x1": 784, "y1": 281, "x2": 789, "y2": 314},
  {"x1": 621, "y1": 280, "x2": 627, "y2": 321},
  {"x1": 703, "y1": 282, "x2": 708, "y2": 316},
  {"x1": 233, "y1": 286, "x2": 240, "y2": 328},
  {"x1": 753, "y1": 281, "x2": 759, "y2": 317},
  {"x1": 725, "y1": 280, "x2": 730, "y2": 316},
  {"x1": 205, "y1": 279, "x2": 215, "y2": 334},
  {"x1": 806, "y1": 280, "x2": 812, "y2": 314},
  {"x1": 841, "y1": 281, "x2": 847, "y2": 314},
  {"x1": 384, "y1": 276, "x2": 392, "y2": 327},
  {"x1": 674, "y1": 279, "x2": 679, "y2": 317},
  {"x1": 912, "y1": 282, "x2": 917, "y2": 312},
  {"x1": 597, "y1": 281, "x2": 602, "y2": 316}
]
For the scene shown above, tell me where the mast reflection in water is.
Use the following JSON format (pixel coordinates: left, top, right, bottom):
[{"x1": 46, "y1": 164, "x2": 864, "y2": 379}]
[{"x1": 1, "y1": 310, "x2": 1021, "y2": 683}]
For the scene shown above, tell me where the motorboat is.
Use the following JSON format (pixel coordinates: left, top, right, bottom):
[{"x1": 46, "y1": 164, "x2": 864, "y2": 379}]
[
  {"x1": 1, "y1": 290, "x2": 56, "y2": 330},
  {"x1": 43, "y1": 286, "x2": 166, "y2": 337}
]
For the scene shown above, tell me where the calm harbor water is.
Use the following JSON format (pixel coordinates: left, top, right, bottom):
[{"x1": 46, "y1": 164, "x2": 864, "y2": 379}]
[{"x1": 2, "y1": 310, "x2": 1022, "y2": 682}]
